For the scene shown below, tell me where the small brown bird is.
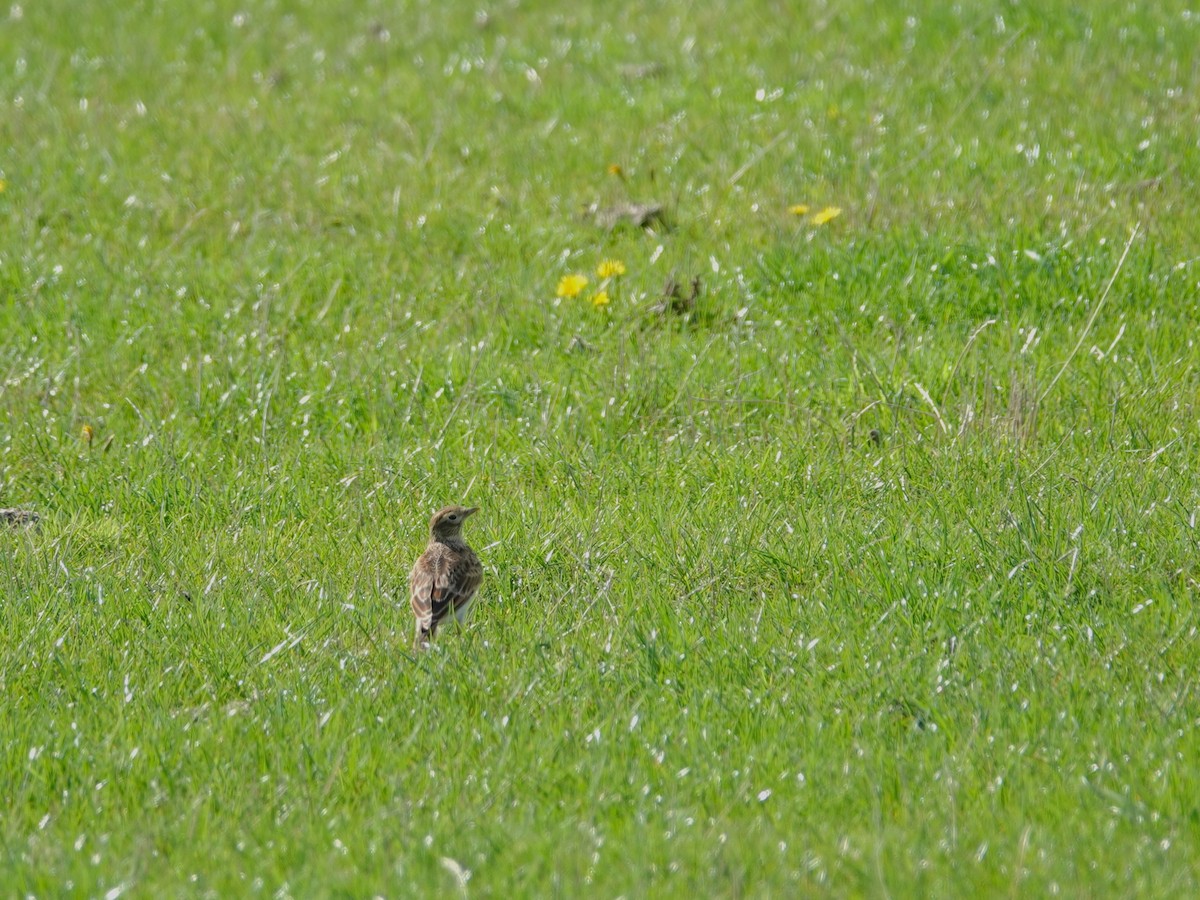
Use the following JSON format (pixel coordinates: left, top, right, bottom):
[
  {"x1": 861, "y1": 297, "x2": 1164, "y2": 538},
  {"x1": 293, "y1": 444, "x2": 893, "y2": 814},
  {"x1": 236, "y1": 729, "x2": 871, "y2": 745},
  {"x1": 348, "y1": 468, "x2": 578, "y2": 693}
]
[
  {"x1": 0, "y1": 508, "x2": 39, "y2": 529},
  {"x1": 409, "y1": 505, "x2": 483, "y2": 650}
]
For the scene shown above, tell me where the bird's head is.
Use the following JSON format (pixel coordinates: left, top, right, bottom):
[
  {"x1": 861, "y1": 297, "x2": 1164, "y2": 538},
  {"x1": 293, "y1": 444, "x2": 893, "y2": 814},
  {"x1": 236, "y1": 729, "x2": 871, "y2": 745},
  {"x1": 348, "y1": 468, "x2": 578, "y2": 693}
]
[{"x1": 429, "y1": 504, "x2": 479, "y2": 541}]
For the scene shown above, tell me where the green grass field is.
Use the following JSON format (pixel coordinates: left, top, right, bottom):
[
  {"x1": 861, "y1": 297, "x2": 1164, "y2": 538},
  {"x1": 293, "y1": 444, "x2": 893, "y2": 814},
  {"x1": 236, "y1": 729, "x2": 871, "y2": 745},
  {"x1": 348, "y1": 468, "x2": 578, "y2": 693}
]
[{"x1": 3, "y1": 0, "x2": 1200, "y2": 895}]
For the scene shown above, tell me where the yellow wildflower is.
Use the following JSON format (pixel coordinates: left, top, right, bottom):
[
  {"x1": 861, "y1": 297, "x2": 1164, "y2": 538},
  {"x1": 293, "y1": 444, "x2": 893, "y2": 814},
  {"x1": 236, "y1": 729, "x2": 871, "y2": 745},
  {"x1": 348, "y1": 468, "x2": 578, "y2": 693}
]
[
  {"x1": 82, "y1": 424, "x2": 94, "y2": 445},
  {"x1": 556, "y1": 273, "x2": 589, "y2": 298},
  {"x1": 788, "y1": 204, "x2": 810, "y2": 216},
  {"x1": 590, "y1": 291, "x2": 611, "y2": 309},
  {"x1": 811, "y1": 206, "x2": 843, "y2": 225},
  {"x1": 596, "y1": 259, "x2": 626, "y2": 278},
  {"x1": 607, "y1": 163, "x2": 624, "y2": 177}
]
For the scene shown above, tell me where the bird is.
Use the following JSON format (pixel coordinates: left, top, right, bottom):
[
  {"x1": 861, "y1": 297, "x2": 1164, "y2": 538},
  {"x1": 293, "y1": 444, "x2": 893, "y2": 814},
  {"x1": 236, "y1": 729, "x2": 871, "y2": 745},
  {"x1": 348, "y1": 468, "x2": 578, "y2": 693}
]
[
  {"x1": 0, "y1": 508, "x2": 39, "y2": 529},
  {"x1": 409, "y1": 505, "x2": 483, "y2": 650}
]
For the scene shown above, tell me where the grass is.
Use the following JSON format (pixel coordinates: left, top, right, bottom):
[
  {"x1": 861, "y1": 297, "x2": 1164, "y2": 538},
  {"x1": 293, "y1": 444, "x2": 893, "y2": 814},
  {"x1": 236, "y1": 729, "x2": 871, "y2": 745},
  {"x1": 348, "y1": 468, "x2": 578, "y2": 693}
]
[{"x1": 3, "y1": 0, "x2": 1200, "y2": 895}]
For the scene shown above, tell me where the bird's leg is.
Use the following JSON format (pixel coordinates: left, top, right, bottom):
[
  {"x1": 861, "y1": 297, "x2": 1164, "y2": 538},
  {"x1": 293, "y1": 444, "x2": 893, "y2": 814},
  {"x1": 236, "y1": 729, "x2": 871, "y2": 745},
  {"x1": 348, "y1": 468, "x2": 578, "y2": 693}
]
[{"x1": 413, "y1": 623, "x2": 433, "y2": 651}]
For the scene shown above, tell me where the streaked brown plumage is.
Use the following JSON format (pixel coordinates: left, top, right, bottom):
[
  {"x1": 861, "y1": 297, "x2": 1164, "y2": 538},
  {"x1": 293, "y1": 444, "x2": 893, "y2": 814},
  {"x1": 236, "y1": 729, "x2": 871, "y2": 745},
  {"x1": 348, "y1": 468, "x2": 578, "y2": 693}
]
[
  {"x1": 409, "y1": 505, "x2": 483, "y2": 650},
  {"x1": 0, "y1": 508, "x2": 39, "y2": 528}
]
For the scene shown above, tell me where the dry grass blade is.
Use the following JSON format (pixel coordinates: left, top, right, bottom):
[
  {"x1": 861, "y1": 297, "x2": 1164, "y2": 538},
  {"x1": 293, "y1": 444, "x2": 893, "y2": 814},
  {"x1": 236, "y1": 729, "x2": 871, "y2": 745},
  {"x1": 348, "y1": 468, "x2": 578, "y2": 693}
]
[{"x1": 1039, "y1": 224, "x2": 1140, "y2": 404}]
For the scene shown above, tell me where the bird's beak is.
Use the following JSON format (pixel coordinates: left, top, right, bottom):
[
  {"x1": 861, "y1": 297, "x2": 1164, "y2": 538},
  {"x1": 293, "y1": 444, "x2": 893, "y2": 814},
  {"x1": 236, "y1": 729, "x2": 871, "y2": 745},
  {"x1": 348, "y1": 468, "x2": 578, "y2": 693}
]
[{"x1": 464, "y1": 507, "x2": 480, "y2": 517}]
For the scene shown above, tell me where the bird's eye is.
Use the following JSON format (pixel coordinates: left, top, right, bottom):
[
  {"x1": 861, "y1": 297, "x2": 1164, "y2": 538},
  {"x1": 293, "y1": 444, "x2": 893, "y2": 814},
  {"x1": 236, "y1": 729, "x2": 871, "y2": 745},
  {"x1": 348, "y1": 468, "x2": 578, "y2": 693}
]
[{"x1": 448, "y1": 514, "x2": 459, "y2": 521}]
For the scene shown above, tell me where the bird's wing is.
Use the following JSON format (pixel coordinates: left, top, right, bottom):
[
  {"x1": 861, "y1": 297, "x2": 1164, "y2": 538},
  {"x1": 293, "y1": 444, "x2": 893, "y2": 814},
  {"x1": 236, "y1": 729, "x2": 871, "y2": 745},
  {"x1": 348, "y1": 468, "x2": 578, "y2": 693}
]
[
  {"x1": 410, "y1": 548, "x2": 482, "y2": 627},
  {"x1": 409, "y1": 548, "x2": 446, "y2": 629}
]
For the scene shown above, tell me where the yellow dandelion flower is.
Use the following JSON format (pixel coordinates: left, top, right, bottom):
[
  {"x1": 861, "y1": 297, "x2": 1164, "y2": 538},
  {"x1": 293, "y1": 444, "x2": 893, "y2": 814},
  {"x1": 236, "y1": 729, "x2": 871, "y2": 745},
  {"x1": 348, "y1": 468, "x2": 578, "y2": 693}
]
[
  {"x1": 82, "y1": 424, "x2": 94, "y2": 445},
  {"x1": 596, "y1": 259, "x2": 627, "y2": 278},
  {"x1": 811, "y1": 206, "x2": 843, "y2": 225},
  {"x1": 556, "y1": 273, "x2": 589, "y2": 298},
  {"x1": 607, "y1": 163, "x2": 624, "y2": 177},
  {"x1": 788, "y1": 204, "x2": 810, "y2": 216},
  {"x1": 590, "y1": 291, "x2": 610, "y2": 309}
]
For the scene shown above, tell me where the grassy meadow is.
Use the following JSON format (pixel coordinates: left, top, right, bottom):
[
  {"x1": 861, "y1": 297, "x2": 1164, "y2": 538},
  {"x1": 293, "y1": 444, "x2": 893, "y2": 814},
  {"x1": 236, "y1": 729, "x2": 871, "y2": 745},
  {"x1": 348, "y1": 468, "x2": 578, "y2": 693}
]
[{"x1": 3, "y1": 0, "x2": 1200, "y2": 895}]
